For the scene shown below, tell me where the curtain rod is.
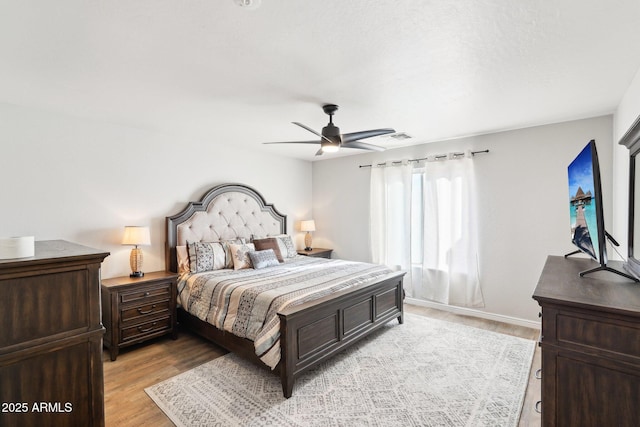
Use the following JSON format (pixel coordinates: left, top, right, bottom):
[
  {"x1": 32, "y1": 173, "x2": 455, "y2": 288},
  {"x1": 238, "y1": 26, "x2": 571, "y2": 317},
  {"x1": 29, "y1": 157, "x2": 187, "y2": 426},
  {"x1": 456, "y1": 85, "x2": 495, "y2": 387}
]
[{"x1": 358, "y1": 149, "x2": 489, "y2": 168}]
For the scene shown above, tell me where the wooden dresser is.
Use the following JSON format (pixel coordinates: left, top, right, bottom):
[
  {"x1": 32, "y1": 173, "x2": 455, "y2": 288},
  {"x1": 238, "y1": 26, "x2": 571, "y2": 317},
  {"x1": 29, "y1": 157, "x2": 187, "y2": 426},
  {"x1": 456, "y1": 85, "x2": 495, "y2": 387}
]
[
  {"x1": 533, "y1": 255, "x2": 640, "y2": 427},
  {"x1": 0, "y1": 240, "x2": 109, "y2": 427}
]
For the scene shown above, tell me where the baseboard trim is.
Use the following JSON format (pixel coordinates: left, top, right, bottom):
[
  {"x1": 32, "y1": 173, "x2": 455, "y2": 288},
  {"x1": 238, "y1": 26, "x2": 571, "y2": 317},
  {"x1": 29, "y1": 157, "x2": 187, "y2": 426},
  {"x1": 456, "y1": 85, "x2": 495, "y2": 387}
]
[{"x1": 405, "y1": 297, "x2": 541, "y2": 330}]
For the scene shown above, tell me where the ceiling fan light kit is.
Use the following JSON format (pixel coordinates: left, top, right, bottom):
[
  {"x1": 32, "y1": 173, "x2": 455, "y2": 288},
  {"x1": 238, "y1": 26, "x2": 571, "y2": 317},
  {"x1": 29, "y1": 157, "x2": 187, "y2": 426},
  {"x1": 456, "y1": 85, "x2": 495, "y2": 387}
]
[
  {"x1": 321, "y1": 143, "x2": 340, "y2": 153},
  {"x1": 264, "y1": 104, "x2": 395, "y2": 156}
]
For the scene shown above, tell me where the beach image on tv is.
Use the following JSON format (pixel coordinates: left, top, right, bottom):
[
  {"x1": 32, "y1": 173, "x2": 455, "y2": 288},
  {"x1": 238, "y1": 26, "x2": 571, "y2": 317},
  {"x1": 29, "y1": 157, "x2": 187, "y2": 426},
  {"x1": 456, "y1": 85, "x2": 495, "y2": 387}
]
[{"x1": 568, "y1": 144, "x2": 600, "y2": 263}]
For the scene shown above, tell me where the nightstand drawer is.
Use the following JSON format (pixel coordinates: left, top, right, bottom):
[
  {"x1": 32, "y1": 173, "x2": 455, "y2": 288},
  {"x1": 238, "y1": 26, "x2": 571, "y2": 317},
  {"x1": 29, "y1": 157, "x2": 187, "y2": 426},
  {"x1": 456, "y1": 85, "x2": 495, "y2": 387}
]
[
  {"x1": 121, "y1": 316, "x2": 172, "y2": 342},
  {"x1": 121, "y1": 299, "x2": 171, "y2": 324},
  {"x1": 119, "y1": 283, "x2": 171, "y2": 304}
]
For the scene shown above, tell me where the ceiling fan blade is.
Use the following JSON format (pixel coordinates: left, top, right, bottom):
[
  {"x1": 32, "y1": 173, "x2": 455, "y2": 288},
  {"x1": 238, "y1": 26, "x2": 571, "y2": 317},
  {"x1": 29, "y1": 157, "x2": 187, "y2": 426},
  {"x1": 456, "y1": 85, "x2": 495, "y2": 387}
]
[
  {"x1": 293, "y1": 122, "x2": 333, "y2": 144},
  {"x1": 262, "y1": 140, "x2": 321, "y2": 145},
  {"x1": 315, "y1": 148, "x2": 324, "y2": 156},
  {"x1": 341, "y1": 141, "x2": 386, "y2": 151},
  {"x1": 342, "y1": 128, "x2": 395, "y2": 143}
]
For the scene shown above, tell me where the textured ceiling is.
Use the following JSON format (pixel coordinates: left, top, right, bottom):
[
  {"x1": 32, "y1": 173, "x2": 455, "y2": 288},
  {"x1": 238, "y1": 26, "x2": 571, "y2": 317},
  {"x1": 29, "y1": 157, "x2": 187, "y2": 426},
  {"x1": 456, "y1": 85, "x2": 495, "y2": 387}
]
[{"x1": 1, "y1": 1, "x2": 640, "y2": 161}]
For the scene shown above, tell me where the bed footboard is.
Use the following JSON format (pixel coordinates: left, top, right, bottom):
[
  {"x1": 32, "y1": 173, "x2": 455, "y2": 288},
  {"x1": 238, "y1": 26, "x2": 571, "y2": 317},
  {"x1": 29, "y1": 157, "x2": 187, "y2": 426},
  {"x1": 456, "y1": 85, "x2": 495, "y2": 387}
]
[{"x1": 277, "y1": 272, "x2": 405, "y2": 398}]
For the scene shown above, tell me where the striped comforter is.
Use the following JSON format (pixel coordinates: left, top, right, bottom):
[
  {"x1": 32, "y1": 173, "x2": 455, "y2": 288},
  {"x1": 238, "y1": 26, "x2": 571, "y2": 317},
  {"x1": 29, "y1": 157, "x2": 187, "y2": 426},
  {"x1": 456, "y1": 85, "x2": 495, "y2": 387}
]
[{"x1": 177, "y1": 256, "x2": 393, "y2": 368}]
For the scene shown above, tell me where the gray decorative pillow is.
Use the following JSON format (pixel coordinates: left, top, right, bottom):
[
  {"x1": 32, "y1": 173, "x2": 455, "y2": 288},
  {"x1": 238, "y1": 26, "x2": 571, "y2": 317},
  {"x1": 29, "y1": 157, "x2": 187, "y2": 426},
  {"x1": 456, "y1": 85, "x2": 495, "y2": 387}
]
[
  {"x1": 248, "y1": 249, "x2": 280, "y2": 269},
  {"x1": 275, "y1": 234, "x2": 297, "y2": 258},
  {"x1": 187, "y1": 241, "x2": 227, "y2": 273},
  {"x1": 253, "y1": 237, "x2": 283, "y2": 262}
]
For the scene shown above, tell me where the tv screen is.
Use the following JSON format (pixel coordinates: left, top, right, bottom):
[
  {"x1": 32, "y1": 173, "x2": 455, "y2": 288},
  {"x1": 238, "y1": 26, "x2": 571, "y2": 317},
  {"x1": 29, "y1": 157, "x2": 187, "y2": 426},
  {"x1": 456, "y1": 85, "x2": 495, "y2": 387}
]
[{"x1": 568, "y1": 140, "x2": 606, "y2": 265}]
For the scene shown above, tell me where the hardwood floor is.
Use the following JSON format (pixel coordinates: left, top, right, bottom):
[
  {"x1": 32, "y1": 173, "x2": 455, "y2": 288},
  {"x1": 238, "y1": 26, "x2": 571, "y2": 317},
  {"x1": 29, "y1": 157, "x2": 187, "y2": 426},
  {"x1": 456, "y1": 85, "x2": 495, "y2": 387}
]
[
  {"x1": 103, "y1": 304, "x2": 541, "y2": 426},
  {"x1": 103, "y1": 331, "x2": 227, "y2": 427}
]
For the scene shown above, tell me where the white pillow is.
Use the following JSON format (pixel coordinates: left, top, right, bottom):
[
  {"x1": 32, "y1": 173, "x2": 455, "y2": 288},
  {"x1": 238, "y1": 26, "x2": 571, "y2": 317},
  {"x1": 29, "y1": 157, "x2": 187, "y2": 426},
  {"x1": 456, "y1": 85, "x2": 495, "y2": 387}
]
[
  {"x1": 221, "y1": 238, "x2": 245, "y2": 269},
  {"x1": 176, "y1": 245, "x2": 189, "y2": 275},
  {"x1": 187, "y1": 241, "x2": 227, "y2": 273},
  {"x1": 274, "y1": 234, "x2": 297, "y2": 258}
]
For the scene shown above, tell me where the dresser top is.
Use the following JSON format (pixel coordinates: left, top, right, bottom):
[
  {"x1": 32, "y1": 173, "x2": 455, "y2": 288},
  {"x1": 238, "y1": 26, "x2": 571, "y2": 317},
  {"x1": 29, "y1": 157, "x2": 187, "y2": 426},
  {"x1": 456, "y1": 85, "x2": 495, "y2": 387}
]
[
  {"x1": 533, "y1": 255, "x2": 640, "y2": 316},
  {"x1": 0, "y1": 240, "x2": 109, "y2": 268}
]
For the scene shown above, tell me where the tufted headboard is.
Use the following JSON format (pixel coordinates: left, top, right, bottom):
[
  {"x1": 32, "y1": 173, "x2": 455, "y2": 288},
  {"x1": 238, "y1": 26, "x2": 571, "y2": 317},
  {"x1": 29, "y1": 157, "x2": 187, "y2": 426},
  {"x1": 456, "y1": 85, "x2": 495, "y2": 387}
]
[{"x1": 165, "y1": 183, "x2": 287, "y2": 273}]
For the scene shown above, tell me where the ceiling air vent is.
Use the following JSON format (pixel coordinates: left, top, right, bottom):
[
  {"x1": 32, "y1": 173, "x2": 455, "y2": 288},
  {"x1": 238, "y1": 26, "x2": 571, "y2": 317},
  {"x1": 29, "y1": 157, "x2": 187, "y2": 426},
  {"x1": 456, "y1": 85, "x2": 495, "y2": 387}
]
[
  {"x1": 377, "y1": 132, "x2": 412, "y2": 142},
  {"x1": 387, "y1": 132, "x2": 412, "y2": 140}
]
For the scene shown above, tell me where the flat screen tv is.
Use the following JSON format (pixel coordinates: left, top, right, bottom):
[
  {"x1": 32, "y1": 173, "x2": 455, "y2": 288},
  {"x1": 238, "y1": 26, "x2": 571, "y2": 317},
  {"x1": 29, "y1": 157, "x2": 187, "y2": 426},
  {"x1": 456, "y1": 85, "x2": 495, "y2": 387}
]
[
  {"x1": 568, "y1": 140, "x2": 606, "y2": 264},
  {"x1": 567, "y1": 139, "x2": 638, "y2": 281}
]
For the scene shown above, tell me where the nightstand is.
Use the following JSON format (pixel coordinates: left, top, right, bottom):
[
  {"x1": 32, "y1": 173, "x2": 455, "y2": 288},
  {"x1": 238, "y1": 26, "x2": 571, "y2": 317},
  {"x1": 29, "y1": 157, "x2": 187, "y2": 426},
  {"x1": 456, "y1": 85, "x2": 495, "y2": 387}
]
[
  {"x1": 297, "y1": 248, "x2": 333, "y2": 259},
  {"x1": 101, "y1": 271, "x2": 178, "y2": 361}
]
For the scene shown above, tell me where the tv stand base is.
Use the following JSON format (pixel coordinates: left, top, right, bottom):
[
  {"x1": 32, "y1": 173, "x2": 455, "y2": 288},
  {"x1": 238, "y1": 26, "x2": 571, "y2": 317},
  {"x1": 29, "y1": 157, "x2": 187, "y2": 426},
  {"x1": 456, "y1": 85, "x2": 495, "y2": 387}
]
[
  {"x1": 564, "y1": 230, "x2": 638, "y2": 282},
  {"x1": 564, "y1": 250, "x2": 581, "y2": 258},
  {"x1": 578, "y1": 264, "x2": 639, "y2": 282}
]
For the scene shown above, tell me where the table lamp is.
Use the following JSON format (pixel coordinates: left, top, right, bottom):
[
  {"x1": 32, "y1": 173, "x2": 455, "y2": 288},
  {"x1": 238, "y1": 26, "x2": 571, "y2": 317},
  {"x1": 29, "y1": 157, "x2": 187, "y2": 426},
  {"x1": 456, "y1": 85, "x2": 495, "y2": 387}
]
[
  {"x1": 301, "y1": 220, "x2": 316, "y2": 251},
  {"x1": 122, "y1": 226, "x2": 151, "y2": 277}
]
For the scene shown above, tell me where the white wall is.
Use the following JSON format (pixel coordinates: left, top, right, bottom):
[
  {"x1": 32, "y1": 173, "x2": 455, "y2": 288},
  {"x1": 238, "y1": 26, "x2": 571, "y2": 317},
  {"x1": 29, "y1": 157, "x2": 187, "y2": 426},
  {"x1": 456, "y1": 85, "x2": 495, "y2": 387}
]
[
  {"x1": 312, "y1": 116, "x2": 613, "y2": 322},
  {"x1": 612, "y1": 66, "x2": 640, "y2": 257},
  {"x1": 0, "y1": 103, "x2": 312, "y2": 278},
  {"x1": 0, "y1": 100, "x2": 624, "y2": 323}
]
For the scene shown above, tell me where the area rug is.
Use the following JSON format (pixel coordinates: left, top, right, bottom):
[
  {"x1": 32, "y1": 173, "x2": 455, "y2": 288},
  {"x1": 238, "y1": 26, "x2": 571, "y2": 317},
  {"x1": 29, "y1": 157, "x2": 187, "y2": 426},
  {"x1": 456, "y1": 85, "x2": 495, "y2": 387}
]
[{"x1": 145, "y1": 313, "x2": 535, "y2": 426}]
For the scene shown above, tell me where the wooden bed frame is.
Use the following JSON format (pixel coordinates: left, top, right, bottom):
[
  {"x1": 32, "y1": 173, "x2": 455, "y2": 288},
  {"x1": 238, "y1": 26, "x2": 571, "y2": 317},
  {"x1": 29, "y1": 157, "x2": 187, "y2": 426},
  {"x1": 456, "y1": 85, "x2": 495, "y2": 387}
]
[{"x1": 166, "y1": 183, "x2": 405, "y2": 397}]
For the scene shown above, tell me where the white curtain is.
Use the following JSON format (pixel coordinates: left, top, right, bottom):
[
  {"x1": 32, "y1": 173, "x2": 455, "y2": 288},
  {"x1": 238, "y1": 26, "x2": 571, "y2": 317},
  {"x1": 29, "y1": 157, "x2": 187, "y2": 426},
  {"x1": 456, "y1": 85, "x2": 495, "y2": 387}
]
[
  {"x1": 370, "y1": 164, "x2": 412, "y2": 289},
  {"x1": 370, "y1": 156, "x2": 484, "y2": 308}
]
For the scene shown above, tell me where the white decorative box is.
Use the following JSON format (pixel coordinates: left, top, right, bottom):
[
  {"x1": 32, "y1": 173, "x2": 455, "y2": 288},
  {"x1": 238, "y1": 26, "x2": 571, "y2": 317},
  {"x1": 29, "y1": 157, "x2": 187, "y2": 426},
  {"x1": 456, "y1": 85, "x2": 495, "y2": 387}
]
[{"x1": 0, "y1": 236, "x2": 35, "y2": 259}]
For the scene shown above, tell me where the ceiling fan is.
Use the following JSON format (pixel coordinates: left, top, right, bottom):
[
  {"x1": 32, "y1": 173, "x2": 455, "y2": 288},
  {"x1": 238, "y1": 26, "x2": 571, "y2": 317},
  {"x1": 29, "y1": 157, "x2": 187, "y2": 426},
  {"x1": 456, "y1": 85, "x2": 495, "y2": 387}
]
[{"x1": 264, "y1": 104, "x2": 395, "y2": 156}]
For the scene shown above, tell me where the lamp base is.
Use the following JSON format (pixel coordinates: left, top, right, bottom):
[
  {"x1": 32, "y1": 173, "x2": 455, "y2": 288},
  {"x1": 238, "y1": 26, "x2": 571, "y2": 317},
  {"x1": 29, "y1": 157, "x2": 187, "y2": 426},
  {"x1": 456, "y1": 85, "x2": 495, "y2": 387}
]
[
  {"x1": 304, "y1": 232, "x2": 313, "y2": 252},
  {"x1": 304, "y1": 247, "x2": 312, "y2": 251},
  {"x1": 129, "y1": 247, "x2": 144, "y2": 279}
]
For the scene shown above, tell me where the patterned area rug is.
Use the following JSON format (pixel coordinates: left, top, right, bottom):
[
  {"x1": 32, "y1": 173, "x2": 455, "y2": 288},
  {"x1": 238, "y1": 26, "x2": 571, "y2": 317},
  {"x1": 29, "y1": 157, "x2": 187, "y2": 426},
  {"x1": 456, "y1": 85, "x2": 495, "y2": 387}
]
[{"x1": 145, "y1": 314, "x2": 535, "y2": 426}]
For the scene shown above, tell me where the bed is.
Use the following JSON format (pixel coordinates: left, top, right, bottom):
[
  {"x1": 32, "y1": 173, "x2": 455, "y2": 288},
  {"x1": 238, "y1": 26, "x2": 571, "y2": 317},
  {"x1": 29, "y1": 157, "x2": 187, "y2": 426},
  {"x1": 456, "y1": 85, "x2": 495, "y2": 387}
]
[{"x1": 166, "y1": 183, "x2": 405, "y2": 397}]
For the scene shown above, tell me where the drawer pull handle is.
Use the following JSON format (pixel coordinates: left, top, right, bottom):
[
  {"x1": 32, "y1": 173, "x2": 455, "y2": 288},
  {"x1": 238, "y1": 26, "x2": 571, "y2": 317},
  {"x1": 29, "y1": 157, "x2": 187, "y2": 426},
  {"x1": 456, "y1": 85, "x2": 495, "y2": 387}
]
[
  {"x1": 534, "y1": 400, "x2": 542, "y2": 413},
  {"x1": 137, "y1": 322, "x2": 157, "y2": 333},
  {"x1": 535, "y1": 368, "x2": 542, "y2": 380},
  {"x1": 137, "y1": 305, "x2": 156, "y2": 315}
]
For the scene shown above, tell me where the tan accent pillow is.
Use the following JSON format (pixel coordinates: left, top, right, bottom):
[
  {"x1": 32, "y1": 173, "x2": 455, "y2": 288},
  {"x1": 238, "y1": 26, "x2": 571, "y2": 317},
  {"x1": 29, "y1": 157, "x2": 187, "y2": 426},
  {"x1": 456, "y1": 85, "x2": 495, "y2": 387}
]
[
  {"x1": 228, "y1": 243, "x2": 255, "y2": 270},
  {"x1": 253, "y1": 238, "x2": 283, "y2": 262}
]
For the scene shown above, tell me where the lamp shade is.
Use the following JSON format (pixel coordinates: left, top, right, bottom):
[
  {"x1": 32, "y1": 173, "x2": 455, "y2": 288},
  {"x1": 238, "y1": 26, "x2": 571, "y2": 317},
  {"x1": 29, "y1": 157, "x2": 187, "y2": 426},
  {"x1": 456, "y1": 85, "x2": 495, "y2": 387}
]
[
  {"x1": 122, "y1": 226, "x2": 151, "y2": 246},
  {"x1": 300, "y1": 220, "x2": 316, "y2": 232}
]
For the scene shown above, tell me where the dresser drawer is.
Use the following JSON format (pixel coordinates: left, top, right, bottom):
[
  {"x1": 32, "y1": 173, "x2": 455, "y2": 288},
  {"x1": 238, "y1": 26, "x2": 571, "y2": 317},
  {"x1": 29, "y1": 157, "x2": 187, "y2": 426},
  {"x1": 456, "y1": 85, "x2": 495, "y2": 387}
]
[
  {"x1": 121, "y1": 316, "x2": 172, "y2": 342},
  {"x1": 121, "y1": 299, "x2": 171, "y2": 324},
  {"x1": 557, "y1": 313, "x2": 640, "y2": 358},
  {"x1": 119, "y1": 283, "x2": 171, "y2": 304},
  {"x1": 1, "y1": 269, "x2": 90, "y2": 348}
]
